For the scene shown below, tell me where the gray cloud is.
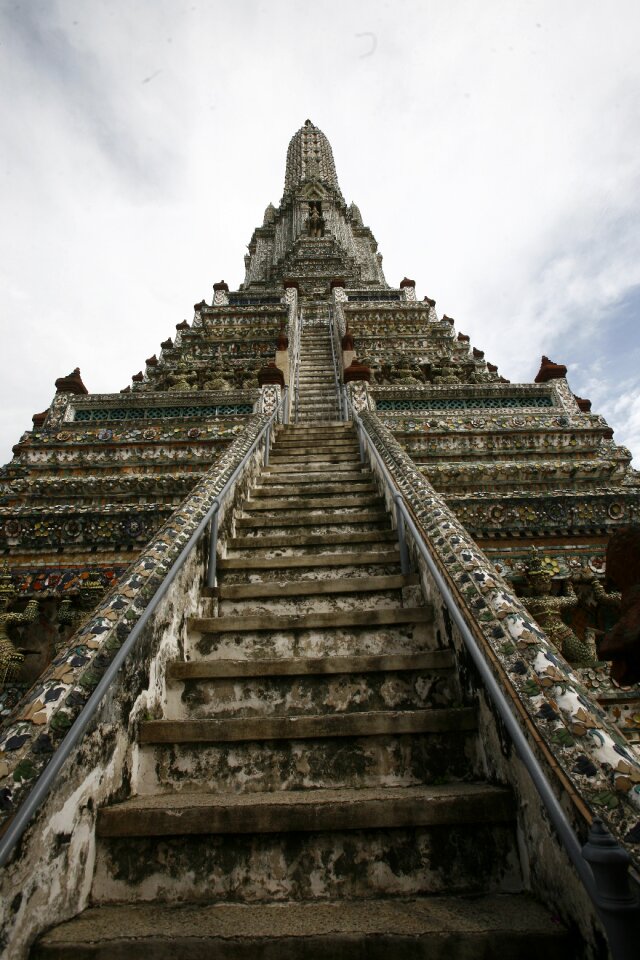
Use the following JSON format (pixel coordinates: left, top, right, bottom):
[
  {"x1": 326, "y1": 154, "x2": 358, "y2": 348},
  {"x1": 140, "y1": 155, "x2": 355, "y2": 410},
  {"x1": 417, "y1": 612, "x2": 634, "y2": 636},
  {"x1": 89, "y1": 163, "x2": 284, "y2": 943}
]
[{"x1": 1, "y1": 0, "x2": 640, "y2": 466}]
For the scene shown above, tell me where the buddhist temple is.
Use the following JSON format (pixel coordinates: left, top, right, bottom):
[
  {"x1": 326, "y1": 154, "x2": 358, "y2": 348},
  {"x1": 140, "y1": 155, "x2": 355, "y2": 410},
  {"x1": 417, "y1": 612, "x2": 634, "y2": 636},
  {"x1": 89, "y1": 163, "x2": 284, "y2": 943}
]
[{"x1": 0, "y1": 119, "x2": 639, "y2": 958}]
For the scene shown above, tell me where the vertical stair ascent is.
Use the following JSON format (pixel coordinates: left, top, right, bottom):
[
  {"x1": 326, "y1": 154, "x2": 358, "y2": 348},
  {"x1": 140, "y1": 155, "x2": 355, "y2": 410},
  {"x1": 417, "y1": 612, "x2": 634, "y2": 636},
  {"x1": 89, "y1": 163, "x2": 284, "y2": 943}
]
[
  {"x1": 295, "y1": 311, "x2": 340, "y2": 422},
  {"x1": 32, "y1": 331, "x2": 569, "y2": 957}
]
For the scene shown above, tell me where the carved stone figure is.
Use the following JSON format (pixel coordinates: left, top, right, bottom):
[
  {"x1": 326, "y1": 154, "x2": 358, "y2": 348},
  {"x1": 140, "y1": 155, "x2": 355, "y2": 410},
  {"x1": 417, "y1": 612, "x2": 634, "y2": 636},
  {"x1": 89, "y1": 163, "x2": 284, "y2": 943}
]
[
  {"x1": 598, "y1": 525, "x2": 640, "y2": 684},
  {"x1": 522, "y1": 549, "x2": 596, "y2": 665},
  {"x1": 308, "y1": 203, "x2": 324, "y2": 238},
  {"x1": 0, "y1": 568, "x2": 39, "y2": 687}
]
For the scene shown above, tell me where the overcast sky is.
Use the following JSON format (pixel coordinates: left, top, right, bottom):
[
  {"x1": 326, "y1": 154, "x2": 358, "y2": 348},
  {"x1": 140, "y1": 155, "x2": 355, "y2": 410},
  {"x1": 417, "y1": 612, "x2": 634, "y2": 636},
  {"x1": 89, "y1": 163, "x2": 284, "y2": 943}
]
[{"x1": 1, "y1": 0, "x2": 639, "y2": 467}]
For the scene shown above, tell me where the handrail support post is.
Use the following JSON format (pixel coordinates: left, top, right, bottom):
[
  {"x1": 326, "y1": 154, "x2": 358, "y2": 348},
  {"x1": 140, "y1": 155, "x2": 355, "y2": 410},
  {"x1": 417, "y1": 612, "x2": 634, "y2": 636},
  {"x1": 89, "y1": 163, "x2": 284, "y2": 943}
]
[
  {"x1": 206, "y1": 503, "x2": 220, "y2": 589},
  {"x1": 393, "y1": 493, "x2": 411, "y2": 575},
  {"x1": 582, "y1": 818, "x2": 640, "y2": 958}
]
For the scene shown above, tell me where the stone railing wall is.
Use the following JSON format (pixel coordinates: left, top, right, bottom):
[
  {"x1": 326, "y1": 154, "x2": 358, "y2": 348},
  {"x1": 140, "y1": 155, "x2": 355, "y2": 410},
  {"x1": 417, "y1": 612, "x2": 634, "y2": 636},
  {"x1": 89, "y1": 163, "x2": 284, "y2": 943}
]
[
  {"x1": 354, "y1": 396, "x2": 640, "y2": 941},
  {"x1": 358, "y1": 404, "x2": 640, "y2": 846},
  {"x1": 0, "y1": 412, "x2": 270, "y2": 956}
]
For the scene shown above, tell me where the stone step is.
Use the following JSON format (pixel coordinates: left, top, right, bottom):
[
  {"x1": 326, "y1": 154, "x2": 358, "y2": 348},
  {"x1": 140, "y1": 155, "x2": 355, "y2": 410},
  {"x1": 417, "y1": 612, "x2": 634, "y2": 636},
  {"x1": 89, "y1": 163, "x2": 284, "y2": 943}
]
[
  {"x1": 269, "y1": 452, "x2": 354, "y2": 464},
  {"x1": 273, "y1": 437, "x2": 356, "y2": 448},
  {"x1": 136, "y1": 727, "x2": 477, "y2": 795},
  {"x1": 97, "y1": 783, "x2": 513, "y2": 838},
  {"x1": 91, "y1": 818, "x2": 520, "y2": 904},
  {"x1": 235, "y1": 509, "x2": 388, "y2": 528},
  {"x1": 251, "y1": 481, "x2": 375, "y2": 497},
  {"x1": 217, "y1": 574, "x2": 418, "y2": 600},
  {"x1": 277, "y1": 426, "x2": 352, "y2": 433},
  {"x1": 298, "y1": 381, "x2": 335, "y2": 386},
  {"x1": 284, "y1": 418, "x2": 353, "y2": 431},
  {"x1": 227, "y1": 528, "x2": 398, "y2": 559},
  {"x1": 190, "y1": 616, "x2": 434, "y2": 662},
  {"x1": 296, "y1": 394, "x2": 337, "y2": 401},
  {"x1": 192, "y1": 606, "x2": 429, "y2": 634},
  {"x1": 243, "y1": 493, "x2": 380, "y2": 511},
  {"x1": 139, "y1": 708, "x2": 473, "y2": 744},
  {"x1": 296, "y1": 390, "x2": 337, "y2": 396},
  {"x1": 168, "y1": 650, "x2": 455, "y2": 680},
  {"x1": 228, "y1": 530, "x2": 398, "y2": 550},
  {"x1": 168, "y1": 666, "x2": 458, "y2": 721},
  {"x1": 32, "y1": 895, "x2": 569, "y2": 959},
  {"x1": 217, "y1": 562, "x2": 404, "y2": 585},
  {"x1": 217, "y1": 592, "x2": 411, "y2": 617},
  {"x1": 260, "y1": 467, "x2": 369, "y2": 482},
  {"x1": 217, "y1": 550, "x2": 399, "y2": 570},
  {"x1": 278, "y1": 424, "x2": 352, "y2": 434},
  {"x1": 295, "y1": 407, "x2": 339, "y2": 415},
  {"x1": 271, "y1": 448, "x2": 360, "y2": 461},
  {"x1": 274, "y1": 436, "x2": 353, "y2": 447}
]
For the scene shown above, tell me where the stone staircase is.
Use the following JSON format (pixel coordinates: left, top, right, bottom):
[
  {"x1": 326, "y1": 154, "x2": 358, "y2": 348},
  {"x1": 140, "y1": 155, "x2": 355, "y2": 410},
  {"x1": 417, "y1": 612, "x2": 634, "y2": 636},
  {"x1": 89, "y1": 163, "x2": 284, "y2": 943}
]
[
  {"x1": 296, "y1": 316, "x2": 340, "y2": 422},
  {"x1": 32, "y1": 422, "x2": 569, "y2": 957}
]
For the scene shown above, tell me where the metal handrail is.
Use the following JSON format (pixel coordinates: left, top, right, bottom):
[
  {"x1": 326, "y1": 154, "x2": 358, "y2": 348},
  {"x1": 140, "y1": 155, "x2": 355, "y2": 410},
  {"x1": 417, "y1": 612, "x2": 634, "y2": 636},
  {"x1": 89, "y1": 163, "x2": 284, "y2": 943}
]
[
  {"x1": 346, "y1": 393, "x2": 639, "y2": 958},
  {"x1": 294, "y1": 307, "x2": 303, "y2": 423},
  {"x1": 0, "y1": 389, "x2": 288, "y2": 869},
  {"x1": 328, "y1": 305, "x2": 343, "y2": 420}
]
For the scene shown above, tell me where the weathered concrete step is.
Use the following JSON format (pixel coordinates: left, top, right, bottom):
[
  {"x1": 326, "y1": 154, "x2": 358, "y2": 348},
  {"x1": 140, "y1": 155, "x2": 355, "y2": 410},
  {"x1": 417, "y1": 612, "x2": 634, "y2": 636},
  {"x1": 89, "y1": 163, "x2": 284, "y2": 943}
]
[
  {"x1": 236, "y1": 509, "x2": 387, "y2": 528},
  {"x1": 278, "y1": 425, "x2": 352, "y2": 435},
  {"x1": 192, "y1": 606, "x2": 430, "y2": 633},
  {"x1": 296, "y1": 408, "x2": 339, "y2": 416},
  {"x1": 217, "y1": 574, "x2": 418, "y2": 600},
  {"x1": 258, "y1": 472, "x2": 370, "y2": 488},
  {"x1": 32, "y1": 895, "x2": 569, "y2": 959},
  {"x1": 268, "y1": 450, "x2": 354, "y2": 462},
  {"x1": 228, "y1": 530, "x2": 398, "y2": 550},
  {"x1": 268, "y1": 453, "x2": 355, "y2": 465},
  {"x1": 296, "y1": 394, "x2": 337, "y2": 400},
  {"x1": 274, "y1": 437, "x2": 353, "y2": 447},
  {"x1": 137, "y1": 728, "x2": 477, "y2": 795},
  {"x1": 217, "y1": 593, "x2": 410, "y2": 617},
  {"x1": 170, "y1": 667, "x2": 457, "y2": 720},
  {"x1": 296, "y1": 388, "x2": 336, "y2": 393},
  {"x1": 218, "y1": 550, "x2": 399, "y2": 570},
  {"x1": 252, "y1": 481, "x2": 375, "y2": 497},
  {"x1": 217, "y1": 564, "x2": 405, "y2": 586},
  {"x1": 271, "y1": 441, "x2": 357, "y2": 453},
  {"x1": 91, "y1": 819, "x2": 520, "y2": 904},
  {"x1": 243, "y1": 493, "x2": 380, "y2": 511},
  {"x1": 139, "y1": 708, "x2": 474, "y2": 744},
  {"x1": 279, "y1": 421, "x2": 351, "y2": 429},
  {"x1": 191, "y1": 619, "x2": 434, "y2": 663},
  {"x1": 227, "y1": 529, "x2": 398, "y2": 557},
  {"x1": 97, "y1": 783, "x2": 513, "y2": 838},
  {"x1": 296, "y1": 395, "x2": 338, "y2": 401},
  {"x1": 169, "y1": 650, "x2": 455, "y2": 679},
  {"x1": 264, "y1": 462, "x2": 365, "y2": 475},
  {"x1": 285, "y1": 417, "x2": 353, "y2": 431}
]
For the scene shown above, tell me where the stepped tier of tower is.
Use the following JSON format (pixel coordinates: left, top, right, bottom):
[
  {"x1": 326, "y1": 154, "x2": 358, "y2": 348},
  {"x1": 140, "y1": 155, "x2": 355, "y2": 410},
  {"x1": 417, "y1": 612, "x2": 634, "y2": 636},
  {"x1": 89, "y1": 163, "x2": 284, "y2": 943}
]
[{"x1": 1, "y1": 120, "x2": 640, "y2": 958}]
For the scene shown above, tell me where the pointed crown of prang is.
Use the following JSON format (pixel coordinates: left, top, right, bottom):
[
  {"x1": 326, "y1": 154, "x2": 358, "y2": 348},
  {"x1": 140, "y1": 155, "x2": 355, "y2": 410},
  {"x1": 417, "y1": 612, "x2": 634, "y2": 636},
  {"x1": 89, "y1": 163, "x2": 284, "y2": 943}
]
[{"x1": 282, "y1": 119, "x2": 344, "y2": 203}]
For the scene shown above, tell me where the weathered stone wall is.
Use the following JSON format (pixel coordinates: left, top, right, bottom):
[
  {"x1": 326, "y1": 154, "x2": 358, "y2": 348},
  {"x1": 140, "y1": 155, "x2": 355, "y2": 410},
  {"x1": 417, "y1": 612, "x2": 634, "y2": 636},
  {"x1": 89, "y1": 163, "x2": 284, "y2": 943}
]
[
  {"x1": 0, "y1": 412, "x2": 272, "y2": 958},
  {"x1": 355, "y1": 395, "x2": 640, "y2": 955}
]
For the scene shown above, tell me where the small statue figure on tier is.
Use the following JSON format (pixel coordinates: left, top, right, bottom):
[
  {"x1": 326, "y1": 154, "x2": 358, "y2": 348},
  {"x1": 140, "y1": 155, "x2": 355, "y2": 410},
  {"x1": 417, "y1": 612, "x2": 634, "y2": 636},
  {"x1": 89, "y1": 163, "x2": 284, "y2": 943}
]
[
  {"x1": 0, "y1": 566, "x2": 39, "y2": 688},
  {"x1": 522, "y1": 548, "x2": 597, "y2": 666},
  {"x1": 307, "y1": 202, "x2": 324, "y2": 238},
  {"x1": 598, "y1": 526, "x2": 640, "y2": 685}
]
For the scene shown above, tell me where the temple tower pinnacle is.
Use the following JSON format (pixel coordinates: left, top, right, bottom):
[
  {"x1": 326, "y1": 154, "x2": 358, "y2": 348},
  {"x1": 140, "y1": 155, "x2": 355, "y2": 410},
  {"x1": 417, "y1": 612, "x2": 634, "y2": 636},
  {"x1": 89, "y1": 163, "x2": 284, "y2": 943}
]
[
  {"x1": 282, "y1": 119, "x2": 344, "y2": 201},
  {"x1": 241, "y1": 119, "x2": 386, "y2": 299}
]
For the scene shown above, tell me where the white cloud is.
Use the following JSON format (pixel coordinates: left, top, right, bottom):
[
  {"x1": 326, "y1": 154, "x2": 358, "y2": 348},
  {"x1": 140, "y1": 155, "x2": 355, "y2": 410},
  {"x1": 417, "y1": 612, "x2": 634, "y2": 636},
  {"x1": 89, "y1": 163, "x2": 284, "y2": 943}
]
[{"x1": 1, "y1": 0, "x2": 640, "y2": 467}]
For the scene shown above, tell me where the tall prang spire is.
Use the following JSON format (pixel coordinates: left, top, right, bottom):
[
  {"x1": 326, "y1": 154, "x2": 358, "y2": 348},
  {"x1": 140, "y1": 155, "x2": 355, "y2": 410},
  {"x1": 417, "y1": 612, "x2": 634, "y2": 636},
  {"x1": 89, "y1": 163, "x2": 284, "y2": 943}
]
[
  {"x1": 282, "y1": 119, "x2": 344, "y2": 202},
  {"x1": 242, "y1": 120, "x2": 386, "y2": 299}
]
